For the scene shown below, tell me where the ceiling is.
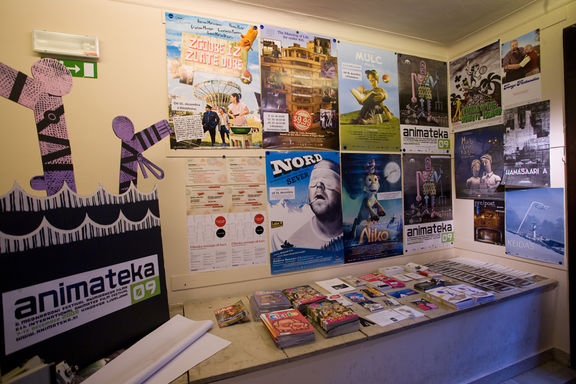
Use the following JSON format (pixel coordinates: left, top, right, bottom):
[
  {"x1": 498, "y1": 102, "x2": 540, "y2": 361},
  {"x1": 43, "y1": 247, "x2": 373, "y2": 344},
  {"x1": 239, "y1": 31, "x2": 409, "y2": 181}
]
[{"x1": 227, "y1": 0, "x2": 539, "y2": 45}]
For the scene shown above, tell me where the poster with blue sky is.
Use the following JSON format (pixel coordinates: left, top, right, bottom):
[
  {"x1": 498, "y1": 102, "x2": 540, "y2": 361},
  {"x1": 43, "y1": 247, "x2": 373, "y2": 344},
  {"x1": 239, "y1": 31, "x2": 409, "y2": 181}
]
[
  {"x1": 341, "y1": 153, "x2": 403, "y2": 263},
  {"x1": 266, "y1": 151, "x2": 343, "y2": 274},
  {"x1": 338, "y1": 41, "x2": 400, "y2": 152},
  {"x1": 165, "y1": 12, "x2": 262, "y2": 149},
  {"x1": 505, "y1": 188, "x2": 564, "y2": 265}
]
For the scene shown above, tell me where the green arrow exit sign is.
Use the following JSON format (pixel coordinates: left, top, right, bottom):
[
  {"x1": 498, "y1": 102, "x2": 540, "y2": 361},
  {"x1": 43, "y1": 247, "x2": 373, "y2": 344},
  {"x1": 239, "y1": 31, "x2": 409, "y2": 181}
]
[{"x1": 57, "y1": 59, "x2": 98, "y2": 79}]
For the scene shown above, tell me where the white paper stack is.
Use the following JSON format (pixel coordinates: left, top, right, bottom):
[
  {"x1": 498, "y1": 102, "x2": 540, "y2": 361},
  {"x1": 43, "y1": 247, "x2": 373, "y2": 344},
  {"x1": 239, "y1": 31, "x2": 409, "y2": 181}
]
[{"x1": 84, "y1": 315, "x2": 230, "y2": 384}]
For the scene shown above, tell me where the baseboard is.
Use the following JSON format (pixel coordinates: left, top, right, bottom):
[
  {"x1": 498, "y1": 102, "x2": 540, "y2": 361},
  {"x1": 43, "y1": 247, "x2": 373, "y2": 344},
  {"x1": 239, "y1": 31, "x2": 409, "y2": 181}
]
[
  {"x1": 554, "y1": 348, "x2": 572, "y2": 367},
  {"x1": 470, "y1": 349, "x2": 555, "y2": 384}
]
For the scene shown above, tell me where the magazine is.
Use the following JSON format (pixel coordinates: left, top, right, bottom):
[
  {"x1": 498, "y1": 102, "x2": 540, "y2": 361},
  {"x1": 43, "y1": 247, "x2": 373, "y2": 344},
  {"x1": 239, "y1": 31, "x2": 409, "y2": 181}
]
[
  {"x1": 282, "y1": 285, "x2": 327, "y2": 310},
  {"x1": 307, "y1": 300, "x2": 359, "y2": 337},
  {"x1": 260, "y1": 309, "x2": 316, "y2": 348},
  {"x1": 426, "y1": 287, "x2": 475, "y2": 309},
  {"x1": 214, "y1": 300, "x2": 249, "y2": 327},
  {"x1": 387, "y1": 288, "x2": 419, "y2": 298}
]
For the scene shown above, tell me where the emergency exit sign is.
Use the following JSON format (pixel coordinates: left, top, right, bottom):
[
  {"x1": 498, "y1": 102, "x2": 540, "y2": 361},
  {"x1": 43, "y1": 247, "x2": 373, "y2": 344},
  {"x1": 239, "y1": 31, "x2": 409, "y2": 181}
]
[{"x1": 57, "y1": 59, "x2": 98, "y2": 79}]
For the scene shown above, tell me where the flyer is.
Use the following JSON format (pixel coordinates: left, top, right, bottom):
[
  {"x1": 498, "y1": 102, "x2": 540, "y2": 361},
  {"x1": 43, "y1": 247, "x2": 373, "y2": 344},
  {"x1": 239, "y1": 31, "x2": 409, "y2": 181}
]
[
  {"x1": 454, "y1": 125, "x2": 504, "y2": 200},
  {"x1": 397, "y1": 54, "x2": 450, "y2": 153},
  {"x1": 187, "y1": 212, "x2": 267, "y2": 272},
  {"x1": 185, "y1": 156, "x2": 268, "y2": 272},
  {"x1": 449, "y1": 41, "x2": 503, "y2": 130},
  {"x1": 266, "y1": 151, "x2": 344, "y2": 274},
  {"x1": 403, "y1": 154, "x2": 453, "y2": 252},
  {"x1": 501, "y1": 30, "x2": 542, "y2": 108},
  {"x1": 505, "y1": 188, "x2": 564, "y2": 265},
  {"x1": 260, "y1": 25, "x2": 339, "y2": 150},
  {"x1": 502, "y1": 100, "x2": 550, "y2": 187},
  {"x1": 165, "y1": 12, "x2": 262, "y2": 149},
  {"x1": 474, "y1": 199, "x2": 505, "y2": 246},
  {"x1": 341, "y1": 153, "x2": 403, "y2": 263},
  {"x1": 338, "y1": 42, "x2": 401, "y2": 152}
]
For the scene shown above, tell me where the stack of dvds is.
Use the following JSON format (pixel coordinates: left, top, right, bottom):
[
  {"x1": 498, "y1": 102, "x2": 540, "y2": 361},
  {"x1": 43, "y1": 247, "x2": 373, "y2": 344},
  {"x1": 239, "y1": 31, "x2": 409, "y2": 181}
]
[
  {"x1": 306, "y1": 300, "x2": 360, "y2": 338},
  {"x1": 260, "y1": 309, "x2": 316, "y2": 348},
  {"x1": 282, "y1": 285, "x2": 327, "y2": 311},
  {"x1": 249, "y1": 290, "x2": 292, "y2": 321}
]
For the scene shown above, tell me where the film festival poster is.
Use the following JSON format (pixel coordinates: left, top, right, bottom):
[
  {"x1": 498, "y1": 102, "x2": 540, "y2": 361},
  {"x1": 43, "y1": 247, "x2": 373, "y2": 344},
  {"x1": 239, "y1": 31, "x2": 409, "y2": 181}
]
[
  {"x1": 505, "y1": 188, "x2": 564, "y2": 265},
  {"x1": 338, "y1": 41, "x2": 401, "y2": 152},
  {"x1": 165, "y1": 13, "x2": 262, "y2": 149},
  {"x1": 449, "y1": 41, "x2": 503, "y2": 130},
  {"x1": 397, "y1": 53, "x2": 451, "y2": 153},
  {"x1": 503, "y1": 100, "x2": 550, "y2": 188},
  {"x1": 341, "y1": 153, "x2": 403, "y2": 263},
  {"x1": 402, "y1": 154, "x2": 453, "y2": 252},
  {"x1": 0, "y1": 185, "x2": 169, "y2": 371},
  {"x1": 501, "y1": 29, "x2": 542, "y2": 108},
  {"x1": 260, "y1": 25, "x2": 339, "y2": 150},
  {"x1": 266, "y1": 151, "x2": 344, "y2": 274},
  {"x1": 474, "y1": 199, "x2": 505, "y2": 246},
  {"x1": 454, "y1": 125, "x2": 505, "y2": 200}
]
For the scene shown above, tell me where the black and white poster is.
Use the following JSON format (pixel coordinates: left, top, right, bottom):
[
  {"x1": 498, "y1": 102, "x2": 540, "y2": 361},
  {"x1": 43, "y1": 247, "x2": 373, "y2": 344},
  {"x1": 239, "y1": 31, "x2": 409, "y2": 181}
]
[{"x1": 503, "y1": 100, "x2": 550, "y2": 187}]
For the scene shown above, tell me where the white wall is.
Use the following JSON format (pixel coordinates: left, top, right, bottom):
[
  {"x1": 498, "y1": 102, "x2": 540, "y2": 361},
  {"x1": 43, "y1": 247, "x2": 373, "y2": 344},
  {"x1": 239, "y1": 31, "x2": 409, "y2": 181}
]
[
  {"x1": 447, "y1": 0, "x2": 575, "y2": 355},
  {"x1": 0, "y1": 0, "x2": 571, "y2": 361}
]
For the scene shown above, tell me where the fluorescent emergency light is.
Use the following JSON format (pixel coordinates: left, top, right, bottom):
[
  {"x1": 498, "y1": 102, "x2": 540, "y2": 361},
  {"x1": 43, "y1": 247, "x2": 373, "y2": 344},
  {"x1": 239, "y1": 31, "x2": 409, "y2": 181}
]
[{"x1": 32, "y1": 30, "x2": 99, "y2": 59}]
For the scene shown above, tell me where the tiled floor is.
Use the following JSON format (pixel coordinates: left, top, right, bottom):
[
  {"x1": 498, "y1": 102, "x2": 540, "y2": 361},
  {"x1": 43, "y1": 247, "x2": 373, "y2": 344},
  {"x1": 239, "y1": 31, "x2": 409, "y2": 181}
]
[{"x1": 501, "y1": 361, "x2": 576, "y2": 384}]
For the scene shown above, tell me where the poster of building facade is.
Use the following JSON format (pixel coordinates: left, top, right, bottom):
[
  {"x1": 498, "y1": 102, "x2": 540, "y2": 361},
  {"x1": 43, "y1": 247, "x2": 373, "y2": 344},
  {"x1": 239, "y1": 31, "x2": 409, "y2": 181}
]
[
  {"x1": 165, "y1": 12, "x2": 262, "y2": 149},
  {"x1": 338, "y1": 42, "x2": 400, "y2": 152},
  {"x1": 341, "y1": 153, "x2": 403, "y2": 263},
  {"x1": 260, "y1": 25, "x2": 339, "y2": 150},
  {"x1": 266, "y1": 151, "x2": 344, "y2": 274},
  {"x1": 449, "y1": 41, "x2": 503, "y2": 130},
  {"x1": 185, "y1": 157, "x2": 268, "y2": 272},
  {"x1": 503, "y1": 100, "x2": 550, "y2": 187},
  {"x1": 502, "y1": 30, "x2": 541, "y2": 108},
  {"x1": 505, "y1": 188, "x2": 564, "y2": 265},
  {"x1": 403, "y1": 154, "x2": 453, "y2": 252},
  {"x1": 474, "y1": 199, "x2": 505, "y2": 246},
  {"x1": 397, "y1": 54, "x2": 450, "y2": 153},
  {"x1": 454, "y1": 125, "x2": 504, "y2": 200}
]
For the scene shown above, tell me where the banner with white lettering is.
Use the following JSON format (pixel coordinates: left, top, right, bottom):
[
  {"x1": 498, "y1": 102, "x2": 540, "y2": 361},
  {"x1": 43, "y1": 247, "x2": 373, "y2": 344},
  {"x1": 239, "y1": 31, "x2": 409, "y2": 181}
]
[
  {"x1": 341, "y1": 153, "x2": 403, "y2": 262},
  {"x1": 502, "y1": 100, "x2": 550, "y2": 187},
  {"x1": 338, "y1": 41, "x2": 400, "y2": 152},
  {"x1": 165, "y1": 12, "x2": 262, "y2": 149},
  {"x1": 0, "y1": 185, "x2": 169, "y2": 370},
  {"x1": 403, "y1": 154, "x2": 453, "y2": 252},
  {"x1": 266, "y1": 151, "x2": 344, "y2": 273},
  {"x1": 260, "y1": 26, "x2": 339, "y2": 150},
  {"x1": 3, "y1": 255, "x2": 161, "y2": 354}
]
